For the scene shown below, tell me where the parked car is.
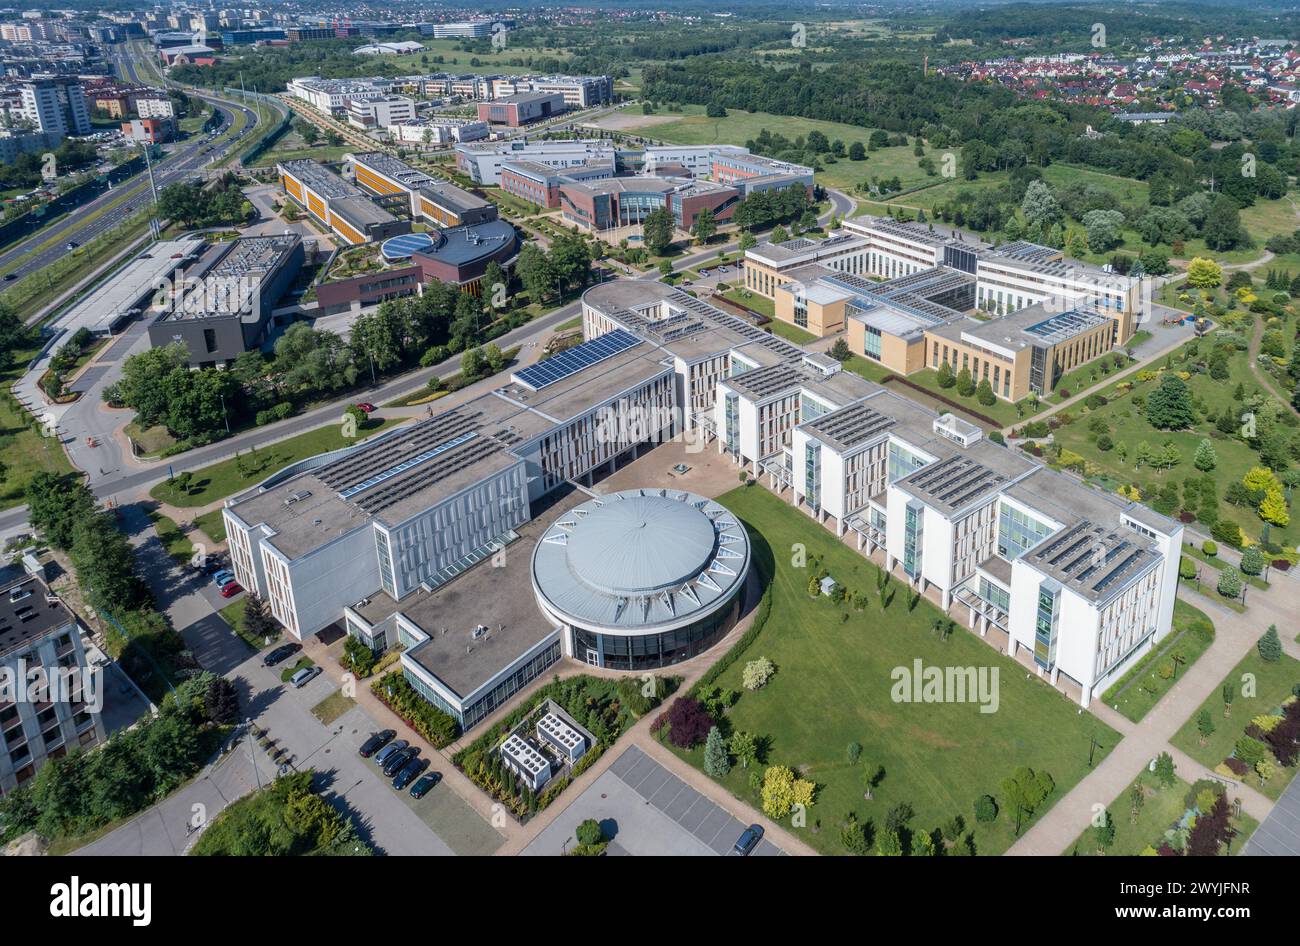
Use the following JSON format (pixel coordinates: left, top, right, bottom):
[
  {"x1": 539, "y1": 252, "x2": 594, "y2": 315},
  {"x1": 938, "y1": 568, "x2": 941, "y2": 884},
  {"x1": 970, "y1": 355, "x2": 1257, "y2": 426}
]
[
  {"x1": 391, "y1": 756, "x2": 429, "y2": 790},
  {"x1": 354, "y1": 402, "x2": 376, "y2": 414},
  {"x1": 409, "y1": 771, "x2": 441, "y2": 798},
  {"x1": 263, "y1": 643, "x2": 300, "y2": 667},
  {"x1": 211, "y1": 570, "x2": 235, "y2": 587},
  {"x1": 219, "y1": 581, "x2": 243, "y2": 599},
  {"x1": 289, "y1": 665, "x2": 320, "y2": 688},
  {"x1": 373, "y1": 740, "x2": 408, "y2": 768},
  {"x1": 359, "y1": 729, "x2": 396, "y2": 758},
  {"x1": 382, "y1": 746, "x2": 418, "y2": 777},
  {"x1": 732, "y1": 824, "x2": 764, "y2": 856}
]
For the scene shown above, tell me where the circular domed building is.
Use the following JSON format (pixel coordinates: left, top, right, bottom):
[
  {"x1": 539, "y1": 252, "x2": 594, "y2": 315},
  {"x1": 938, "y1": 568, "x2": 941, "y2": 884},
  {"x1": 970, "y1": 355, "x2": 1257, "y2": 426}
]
[{"x1": 531, "y1": 489, "x2": 751, "y2": 671}]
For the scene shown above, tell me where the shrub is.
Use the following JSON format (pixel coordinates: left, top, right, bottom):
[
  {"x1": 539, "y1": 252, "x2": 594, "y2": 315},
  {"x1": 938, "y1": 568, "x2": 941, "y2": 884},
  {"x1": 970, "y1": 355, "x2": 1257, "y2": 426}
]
[
  {"x1": 1257, "y1": 625, "x2": 1282, "y2": 662},
  {"x1": 974, "y1": 794, "x2": 998, "y2": 823},
  {"x1": 576, "y1": 818, "x2": 605, "y2": 847},
  {"x1": 664, "y1": 696, "x2": 713, "y2": 748},
  {"x1": 741, "y1": 656, "x2": 776, "y2": 691},
  {"x1": 1201, "y1": 540, "x2": 1217, "y2": 557}
]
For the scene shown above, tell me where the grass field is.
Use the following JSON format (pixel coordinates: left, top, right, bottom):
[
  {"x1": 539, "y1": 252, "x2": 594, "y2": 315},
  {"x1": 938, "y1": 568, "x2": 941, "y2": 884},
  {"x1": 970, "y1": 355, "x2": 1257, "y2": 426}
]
[
  {"x1": 149, "y1": 418, "x2": 405, "y2": 508},
  {"x1": 146, "y1": 510, "x2": 197, "y2": 566},
  {"x1": 193, "y1": 507, "x2": 227, "y2": 544},
  {"x1": 670, "y1": 485, "x2": 1120, "y2": 856},
  {"x1": 1170, "y1": 648, "x2": 1300, "y2": 800},
  {"x1": 1064, "y1": 769, "x2": 1257, "y2": 856},
  {"x1": 311, "y1": 690, "x2": 356, "y2": 726},
  {"x1": 0, "y1": 344, "x2": 76, "y2": 511},
  {"x1": 1101, "y1": 600, "x2": 1216, "y2": 723}
]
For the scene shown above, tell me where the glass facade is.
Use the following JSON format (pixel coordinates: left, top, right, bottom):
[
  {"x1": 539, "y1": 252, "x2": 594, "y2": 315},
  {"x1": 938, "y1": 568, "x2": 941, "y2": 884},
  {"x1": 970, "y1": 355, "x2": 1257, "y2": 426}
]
[
  {"x1": 888, "y1": 441, "x2": 928, "y2": 484},
  {"x1": 997, "y1": 502, "x2": 1053, "y2": 561},
  {"x1": 978, "y1": 576, "x2": 1010, "y2": 613},
  {"x1": 1034, "y1": 581, "x2": 1060, "y2": 669},
  {"x1": 572, "y1": 597, "x2": 739, "y2": 671},
  {"x1": 403, "y1": 637, "x2": 561, "y2": 731},
  {"x1": 800, "y1": 394, "x2": 833, "y2": 424},
  {"x1": 375, "y1": 530, "x2": 395, "y2": 596},
  {"x1": 863, "y1": 324, "x2": 883, "y2": 361},
  {"x1": 724, "y1": 392, "x2": 739, "y2": 456},
  {"x1": 804, "y1": 442, "x2": 821, "y2": 511},
  {"x1": 903, "y1": 500, "x2": 923, "y2": 578}
]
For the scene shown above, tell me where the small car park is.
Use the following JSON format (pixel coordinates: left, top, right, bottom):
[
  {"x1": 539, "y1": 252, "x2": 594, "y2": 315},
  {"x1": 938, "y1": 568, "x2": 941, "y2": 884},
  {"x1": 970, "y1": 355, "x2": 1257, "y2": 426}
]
[
  {"x1": 289, "y1": 665, "x2": 321, "y2": 688},
  {"x1": 392, "y1": 756, "x2": 429, "y2": 790},
  {"x1": 409, "y1": 772, "x2": 441, "y2": 798},
  {"x1": 359, "y1": 729, "x2": 396, "y2": 758},
  {"x1": 263, "y1": 643, "x2": 300, "y2": 667}
]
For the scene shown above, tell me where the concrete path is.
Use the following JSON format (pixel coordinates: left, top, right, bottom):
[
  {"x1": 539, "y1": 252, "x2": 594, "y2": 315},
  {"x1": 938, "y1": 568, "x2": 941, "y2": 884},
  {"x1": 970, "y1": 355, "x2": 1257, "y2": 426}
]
[{"x1": 1008, "y1": 580, "x2": 1299, "y2": 855}]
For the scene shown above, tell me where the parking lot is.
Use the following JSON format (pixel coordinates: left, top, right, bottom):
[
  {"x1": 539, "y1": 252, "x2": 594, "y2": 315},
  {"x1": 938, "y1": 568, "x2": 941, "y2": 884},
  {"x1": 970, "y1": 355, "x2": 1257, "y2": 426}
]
[{"x1": 522, "y1": 745, "x2": 786, "y2": 856}]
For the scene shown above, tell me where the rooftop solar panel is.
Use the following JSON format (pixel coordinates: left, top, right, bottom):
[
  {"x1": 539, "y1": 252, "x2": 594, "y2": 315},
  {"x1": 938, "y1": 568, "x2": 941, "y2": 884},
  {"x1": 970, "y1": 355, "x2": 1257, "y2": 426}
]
[{"x1": 512, "y1": 329, "x2": 642, "y2": 390}]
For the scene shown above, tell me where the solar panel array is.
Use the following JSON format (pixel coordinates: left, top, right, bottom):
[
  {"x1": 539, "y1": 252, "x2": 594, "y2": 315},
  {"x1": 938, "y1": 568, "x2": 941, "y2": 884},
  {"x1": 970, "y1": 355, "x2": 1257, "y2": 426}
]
[
  {"x1": 314, "y1": 409, "x2": 478, "y2": 492},
  {"x1": 1024, "y1": 307, "x2": 1109, "y2": 344},
  {"x1": 807, "y1": 401, "x2": 895, "y2": 449},
  {"x1": 903, "y1": 455, "x2": 1008, "y2": 513},
  {"x1": 1029, "y1": 521, "x2": 1156, "y2": 598},
  {"x1": 513, "y1": 328, "x2": 642, "y2": 391}
]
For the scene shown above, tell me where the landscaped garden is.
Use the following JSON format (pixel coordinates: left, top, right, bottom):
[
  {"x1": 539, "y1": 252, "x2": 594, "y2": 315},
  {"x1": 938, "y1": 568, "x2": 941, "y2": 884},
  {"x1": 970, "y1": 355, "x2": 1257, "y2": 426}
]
[
  {"x1": 1101, "y1": 600, "x2": 1216, "y2": 724},
  {"x1": 1033, "y1": 321, "x2": 1300, "y2": 557},
  {"x1": 1170, "y1": 634, "x2": 1300, "y2": 801},
  {"x1": 1064, "y1": 766, "x2": 1257, "y2": 856},
  {"x1": 660, "y1": 484, "x2": 1120, "y2": 856}
]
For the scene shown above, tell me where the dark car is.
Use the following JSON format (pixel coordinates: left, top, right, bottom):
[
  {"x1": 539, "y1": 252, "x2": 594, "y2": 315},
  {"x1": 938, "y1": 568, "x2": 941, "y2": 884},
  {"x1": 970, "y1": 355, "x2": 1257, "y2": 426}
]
[
  {"x1": 262, "y1": 643, "x2": 301, "y2": 667},
  {"x1": 732, "y1": 824, "x2": 764, "y2": 856},
  {"x1": 382, "y1": 746, "x2": 418, "y2": 777},
  {"x1": 391, "y1": 756, "x2": 429, "y2": 790},
  {"x1": 373, "y1": 740, "x2": 409, "y2": 769},
  {"x1": 409, "y1": 771, "x2": 441, "y2": 799},
  {"x1": 359, "y1": 729, "x2": 396, "y2": 759}
]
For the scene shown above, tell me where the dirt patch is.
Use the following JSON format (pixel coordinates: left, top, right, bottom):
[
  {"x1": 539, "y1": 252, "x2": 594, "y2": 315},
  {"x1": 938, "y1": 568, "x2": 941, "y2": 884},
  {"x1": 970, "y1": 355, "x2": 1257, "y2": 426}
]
[{"x1": 583, "y1": 112, "x2": 683, "y2": 132}]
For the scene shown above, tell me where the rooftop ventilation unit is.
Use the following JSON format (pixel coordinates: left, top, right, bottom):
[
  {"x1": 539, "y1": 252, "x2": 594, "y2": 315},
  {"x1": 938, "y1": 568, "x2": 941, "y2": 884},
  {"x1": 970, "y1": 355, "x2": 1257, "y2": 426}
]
[{"x1": 283, "y1": 489, "x2": 313, "y2": 506}]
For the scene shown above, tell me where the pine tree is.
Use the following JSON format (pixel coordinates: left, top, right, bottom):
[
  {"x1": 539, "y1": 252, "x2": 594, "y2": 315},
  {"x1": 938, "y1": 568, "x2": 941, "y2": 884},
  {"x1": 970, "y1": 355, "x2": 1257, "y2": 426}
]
[
  {"x1": 1193, "y1": 439, "x2": 1217, "y2": 472},
  {"x1": 1258, "y1": 625, "x2": 1282, "y2": 662},
  {"x1": 703, "y1": 726, "x2": 730, "y2": 777}
]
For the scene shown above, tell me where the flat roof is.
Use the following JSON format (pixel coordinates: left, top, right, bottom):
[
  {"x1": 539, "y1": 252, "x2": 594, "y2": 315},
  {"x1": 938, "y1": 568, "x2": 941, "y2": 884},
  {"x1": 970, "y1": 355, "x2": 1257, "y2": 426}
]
[
  {"x1": 279, "y1": 158, "x2": 359, "y2": 200},
  {"x1": 168, "y1": 234, "x2": 300, "y2": 321},
  {"x1": 411, "y1": 219, "x2": 515, "y2": 267},
  {"x1": 0, "y1": 575, "x2": 73, "y2": 659},
  {"x1": 57, "y1": 238, "x2": 205, "y2": 334}
]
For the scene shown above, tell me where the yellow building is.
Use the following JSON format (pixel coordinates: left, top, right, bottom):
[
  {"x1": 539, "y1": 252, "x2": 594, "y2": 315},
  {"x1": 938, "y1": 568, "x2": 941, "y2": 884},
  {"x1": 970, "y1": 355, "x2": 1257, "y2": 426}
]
[{"x1": 742, "y1": 233, "x2": 871, "y2": 329}]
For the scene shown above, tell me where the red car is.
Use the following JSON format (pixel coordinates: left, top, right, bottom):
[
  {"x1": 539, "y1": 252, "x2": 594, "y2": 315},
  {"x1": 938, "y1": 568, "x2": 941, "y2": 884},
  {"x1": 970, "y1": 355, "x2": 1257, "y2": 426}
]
[
  {"x1": 355, "y1": 402, "x2": 376, "y2": 414},
  {"x1": 219, "y1": 581, "x2": 243, "y2": 599}
]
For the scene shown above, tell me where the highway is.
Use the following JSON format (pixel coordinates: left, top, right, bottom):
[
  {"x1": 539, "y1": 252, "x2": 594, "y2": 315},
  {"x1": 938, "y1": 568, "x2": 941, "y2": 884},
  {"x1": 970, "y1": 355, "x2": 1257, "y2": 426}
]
[{"x1": 0, "y1": 44, "x2": 268, "y2": 286}]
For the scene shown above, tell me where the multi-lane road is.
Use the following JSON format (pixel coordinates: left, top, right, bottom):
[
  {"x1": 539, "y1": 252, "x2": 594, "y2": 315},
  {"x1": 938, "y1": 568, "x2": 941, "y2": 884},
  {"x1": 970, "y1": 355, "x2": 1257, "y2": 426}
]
[{"x1": 0, "y1": 45, "x2": 273, "y2": 290}]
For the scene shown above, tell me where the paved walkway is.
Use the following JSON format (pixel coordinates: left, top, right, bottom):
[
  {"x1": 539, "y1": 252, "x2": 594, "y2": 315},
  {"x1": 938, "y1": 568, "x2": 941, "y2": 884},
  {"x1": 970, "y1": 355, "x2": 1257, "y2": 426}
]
[{"x1": 1007, "y1": 581, "x2": 1300, "y2": 855}]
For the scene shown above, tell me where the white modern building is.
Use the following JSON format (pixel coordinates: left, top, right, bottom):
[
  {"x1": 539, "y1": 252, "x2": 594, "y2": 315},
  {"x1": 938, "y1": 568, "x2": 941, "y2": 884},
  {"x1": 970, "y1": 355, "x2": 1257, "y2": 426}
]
[
  {"x1": 346, "y1": 94, "x2": 416, "y2": 129},
  {"x1": 288, "y1": 76, "x2": 395, "y2": 113},
  {"x1": 385, "y1": 117, "x2": 488, "y2": 146},
  {"x1": 454, "y1": 138, "x2": 617, "y2": 185}
]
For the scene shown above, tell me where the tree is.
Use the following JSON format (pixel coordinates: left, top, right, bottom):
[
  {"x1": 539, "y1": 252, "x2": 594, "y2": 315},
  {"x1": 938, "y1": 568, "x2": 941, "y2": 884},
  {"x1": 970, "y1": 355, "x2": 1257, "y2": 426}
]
[
  {"x1": 241, "y1": 594, "x2": 275, "y2": 643},
  {"x1": 460, "y1": 347, "x2": 485, "y2": 380},
  {"x1": 641, "y1": 206, "x2": 676, "y2": 256},
  {"x1": 25, "y1": 473, "x2": 96, "y2": 550},
  {"x1": 761, "y1": 765, "x2": 815, "y2": 820},
  {"x1": 829, "y1": 338, "x2": 851, "y2": 362},
  {"x1": 1093, "y1": 810, "x2": 1116, "y2": 854},
  {"x1": 690, "y1": 206, "x2": 716, "y2": 245},
  {"x1": 703, "y1": 726, "x2": 730, "y2": 777},
  {"x1": 937, "y1": 361, "x2": 955, "y2": 389},
  {"x1": 481, "y1": 261, "x2": 509, "y2": 308},
  {"x1": 1153, "y1": 751, "x2": 1176, "y2": 787},
  {"x1": 0, "y1": 300, "x2": 31, "y2": 372},
  {"x1": 70, "y1": 514, "x2": 146, "y2": 616},
  {"x1": 742, "y1": 656, "x2": 776, "y2": 691},
  {"x1": 1217, "y1": 565, "x2": 1243, "y2": 599},
  {"x1": 956, "y1": 366, "x2": 975, "y2": 397},
  {"x1": 1258, "y1": 625, "x2": 1282, "y2": 662},
  {"x1": 664, "y1": 696, "x2": 713, "y2": 748},
  {"x1": 1259, "y1": 488, "x2": 1289, "y2": 527},
  {"x1": 575, "y1": 818, "x2": 605, "y2": 847},
  {"x1": 1193, "y1": 439, "x2": 1217, "y2": 472},
  {"x1": 1081, "y1": 209, "x2": 1125, "y2": 253},
  {"x1": 975, "y1": 378, "x2": 996, "y2": 406},
  {"x1": 1239, "y1": 545, "x2": 1264, "y2": 577},
  {"x1": 729, "y1": 731, "x2": 758, "y2": 769},
  {"x1": 274, "y1": 324, "x2": 356, "y2": 395},
  {"x1": 848, "y1": 141, "x2": 865, "y2": 161},
  {"x1": 1202, "y1": 194, "x2": 1244, "y2": 251},
  {"x1": 1000, "y1": 767, "x2": 1054, "y2": 836},
  {"x1": 737, "y1": 230, "x2": 756, "y2": 251},
  {"x1": 840, "y1": 812, "x2": 871, "y2": 854},
  {"x1": 1186, "y1": 257, "x2": 1223, "y2": 289},
  {"x1": 1145, "y1": 374, "x2": 1195, "y2": 429},
  {"x1": 515, "y1": 243, "x2": 557, "y2": 305},
  {"x1": 204, "y1": 677, "x2": 239, "y2": 724},
  {"x1": 1020, "y1": 180, "x2": 1061, "y2": 228},
  {"x1": 1197, "y1": 708, "x2": 1216, "y2": 745}
]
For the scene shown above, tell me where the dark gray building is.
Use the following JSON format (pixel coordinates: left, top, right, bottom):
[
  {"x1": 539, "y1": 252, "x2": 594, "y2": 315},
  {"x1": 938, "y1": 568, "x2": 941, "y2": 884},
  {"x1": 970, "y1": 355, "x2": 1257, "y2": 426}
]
[{"x1": 148, "y1": 234, "x2": 304, "y2": 367}]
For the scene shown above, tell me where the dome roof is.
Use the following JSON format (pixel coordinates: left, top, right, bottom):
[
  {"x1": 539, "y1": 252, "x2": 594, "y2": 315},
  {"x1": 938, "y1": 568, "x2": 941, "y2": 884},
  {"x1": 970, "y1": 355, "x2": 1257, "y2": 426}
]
[
  {"x1": 531, "y1": 489, "x2": 751, "y2": 634},
  {"x1": 565, "y1": 495, "x2": 718, "y2": 596}
]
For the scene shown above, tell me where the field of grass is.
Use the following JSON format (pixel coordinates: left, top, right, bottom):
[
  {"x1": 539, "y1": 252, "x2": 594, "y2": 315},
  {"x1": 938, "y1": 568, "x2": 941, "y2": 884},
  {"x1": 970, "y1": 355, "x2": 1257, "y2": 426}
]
[
  {"x1": 193, "y1": 507, "x2": 227, "y2": 544},
  {"x1": 147, "y1": 510, "x2": 197, "y2": 566},
  {"x1": 1101, "y1": 600, "x2": 1216, "y2": 723},
  {"x1": 1051, "y1": 337, "x2": 1298, "y2": 548},
  {"x1": 1170, "y1": 648, "x2": 1300, "y2": 800},
  {"x1": 0, "y1": 344, "x2": 77, "y2": 511},
  {"x1": 1064, "y1": 770, "x2": 1257, "y2": 856},
  {"x1": 670, "y1": 485, "x2": 1120, "y2": 856},
  {"x1": 149, "y1": 418, "x2": 404, "y2": 508},
  {"x1": 311, "y1": 690, "x2": 356, "y2": 726},
  {"x1": 280, "y1": 655, "x2": 315, "y2": 684}
]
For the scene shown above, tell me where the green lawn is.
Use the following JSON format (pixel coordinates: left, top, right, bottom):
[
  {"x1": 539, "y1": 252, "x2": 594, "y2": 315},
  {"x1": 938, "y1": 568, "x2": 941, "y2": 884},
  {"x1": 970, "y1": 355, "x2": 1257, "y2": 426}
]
[
  {"x1": 218, "y1": 596, "x2": 279, "y2": 650},
  {"x1": 146, "y1": 510, "x2": 197, "y2": 566},
  {"x1": 1181, "y1": 543, "x2": 1270, "y2": 591},
  {"x1": 280, "y1": 656, "x2": 315, "y2": 684},
  {"x1": 1101, "y1": 600, "x2": 1216, "y2": 723},
  {"x1": 1051, "y1": 336, "x2": 1297, "y2": 548},
  {"x1": 149, "y1": 418, "x2": 404, "y2": 508},
  {"x1": 0, "y1": 345, "x2": 77, "y2": 510},
  {"x1": 672, "y1": 485, "x2": 1120, "y2": 856},
  {"x1": 311, "y1": 690, "x2": 356, "y2": 726},
  {"x1": 1170, "y1": 648, "x2": 1300, "y2": 800},
  {"x1": 193, "y1": 507, "x2": 227, "y2": 544},
  {"x1": 1064, "y1": 770, "x2": 1257, "y2": 856},
  {"x1": 842, "y1": 360, "x2": 1038, "y2": 429}
]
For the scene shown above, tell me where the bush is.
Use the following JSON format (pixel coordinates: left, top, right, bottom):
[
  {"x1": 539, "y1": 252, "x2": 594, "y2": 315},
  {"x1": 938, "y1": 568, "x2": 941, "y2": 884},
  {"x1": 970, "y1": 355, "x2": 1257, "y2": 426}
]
[
  {"x1": 575, "y1": 818, "x2": 605, "y2": 846},
  {"x1": 255, "y1": 401, "x2": 294, "y2": 426},
  {"x1": 664, "y1": 696, "x2": 713, "y2": 748},
  {"x1": 1201, "y1": 540, "x2": 1217, "y2": 557},
  {"x1": 741, "y1": 656, "x2": 776, "y2": 691},
  {"x1": 370, "y1": 671, "x2": 458, "y2": 747},
  {"x1": 974, "y1": 794, "x2": 998, "y2": 823}
]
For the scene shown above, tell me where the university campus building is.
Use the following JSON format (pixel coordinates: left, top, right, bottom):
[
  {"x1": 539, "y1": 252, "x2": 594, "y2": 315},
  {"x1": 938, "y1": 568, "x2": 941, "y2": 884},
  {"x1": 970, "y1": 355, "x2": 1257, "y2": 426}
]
[
  {"x1": 278, "y1": 158, "x2": 410, "y2": 245},
  {"x1": 224, "y1": 280, "x2": 1179, "y2": 726},
  {"x1": 743, "y1": 215, "x2": 1145, "y2": 400}
]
